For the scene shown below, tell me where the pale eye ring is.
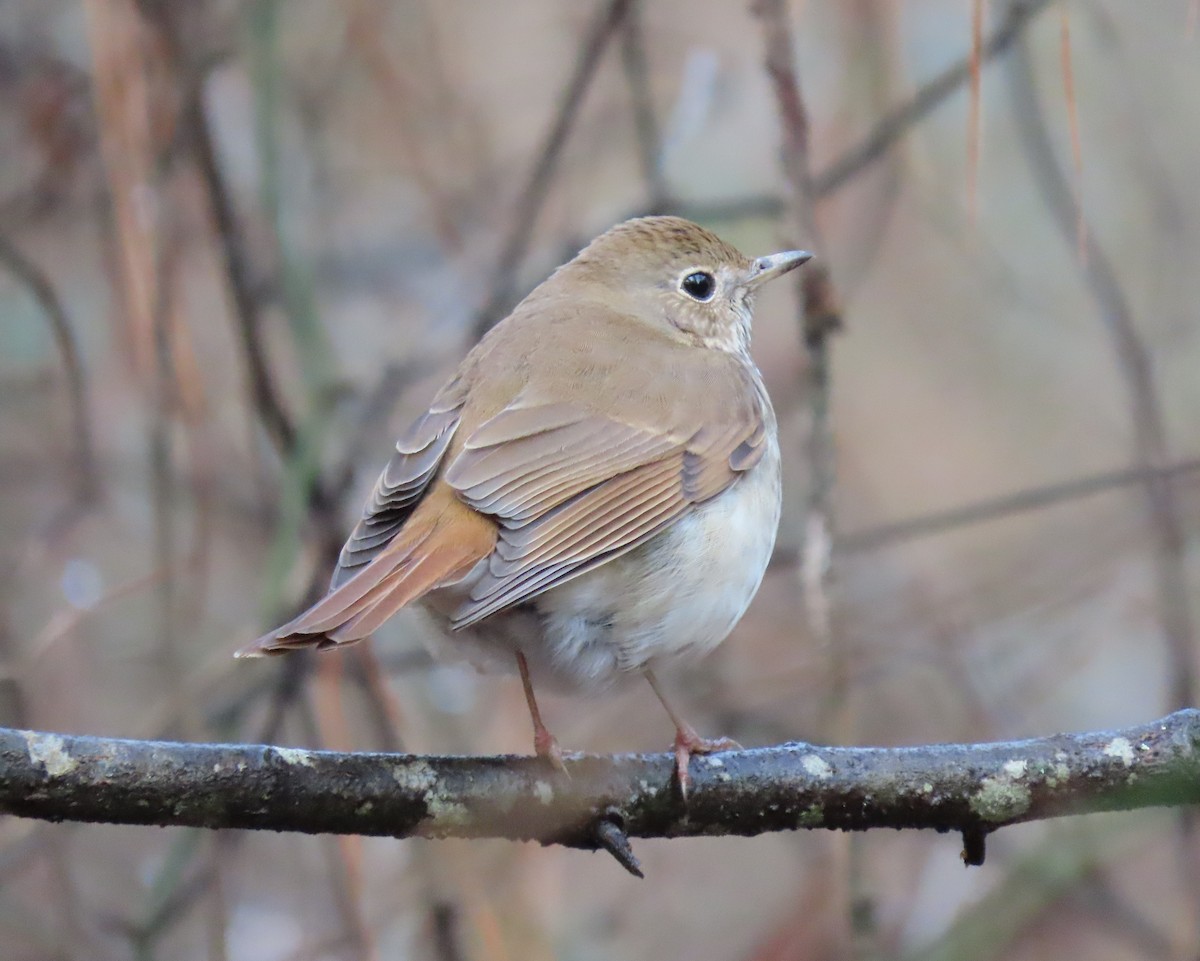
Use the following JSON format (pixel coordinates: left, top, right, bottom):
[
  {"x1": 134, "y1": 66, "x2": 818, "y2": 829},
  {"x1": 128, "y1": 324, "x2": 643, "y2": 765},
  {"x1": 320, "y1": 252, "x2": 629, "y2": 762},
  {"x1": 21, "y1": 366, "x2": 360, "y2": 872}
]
[{"x1": 679, "y1": 270, "x2": 716, "y2": 302}]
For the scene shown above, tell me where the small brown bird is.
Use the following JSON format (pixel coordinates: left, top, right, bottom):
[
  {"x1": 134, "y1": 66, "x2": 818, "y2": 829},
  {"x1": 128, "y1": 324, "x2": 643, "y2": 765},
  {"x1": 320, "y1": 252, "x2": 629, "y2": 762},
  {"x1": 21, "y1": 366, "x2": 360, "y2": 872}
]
[{"x1": 241, "y1": 216, "x2": 810, "y2": 790}]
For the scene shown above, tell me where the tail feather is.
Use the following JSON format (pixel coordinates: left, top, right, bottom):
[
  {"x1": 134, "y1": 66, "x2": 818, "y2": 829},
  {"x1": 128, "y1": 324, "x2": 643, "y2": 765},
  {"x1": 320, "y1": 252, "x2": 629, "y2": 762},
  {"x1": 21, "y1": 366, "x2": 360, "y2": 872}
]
[
  {"x1": 238, "y1": 494, "x2": 494, "y2": 657},
  {"x1": 281, "y1": 523, "x2": 440, "y2": 636},
  {"x1": 329, "y1": 542, "x2": 485, "y2": 642}
]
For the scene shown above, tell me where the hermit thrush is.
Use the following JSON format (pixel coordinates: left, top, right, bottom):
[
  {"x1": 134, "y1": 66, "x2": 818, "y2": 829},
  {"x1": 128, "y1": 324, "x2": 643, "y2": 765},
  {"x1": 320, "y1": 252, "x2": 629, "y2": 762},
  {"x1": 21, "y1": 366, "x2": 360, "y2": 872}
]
[{"x1": 240, "y1": 216, "x2": 810, "y2": 791}]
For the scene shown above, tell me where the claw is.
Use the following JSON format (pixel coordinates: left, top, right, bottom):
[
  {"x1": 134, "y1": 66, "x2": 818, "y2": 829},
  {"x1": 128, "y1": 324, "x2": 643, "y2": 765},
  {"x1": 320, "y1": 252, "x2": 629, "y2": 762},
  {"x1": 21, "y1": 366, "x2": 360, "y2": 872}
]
[
  {"x1": 535, "y1": 726, "x2": 569, "y2": 776},
  {"x1": 672, "y1": 725, "x2": 740, "y2": 799}
]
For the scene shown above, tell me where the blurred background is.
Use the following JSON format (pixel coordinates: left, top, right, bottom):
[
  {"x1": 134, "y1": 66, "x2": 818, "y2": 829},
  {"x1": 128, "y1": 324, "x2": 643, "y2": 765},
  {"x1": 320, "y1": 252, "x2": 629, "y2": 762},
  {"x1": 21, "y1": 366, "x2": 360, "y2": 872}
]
[{"x1": 2, "y1": 0, "x2": 1199, "y2": 958}]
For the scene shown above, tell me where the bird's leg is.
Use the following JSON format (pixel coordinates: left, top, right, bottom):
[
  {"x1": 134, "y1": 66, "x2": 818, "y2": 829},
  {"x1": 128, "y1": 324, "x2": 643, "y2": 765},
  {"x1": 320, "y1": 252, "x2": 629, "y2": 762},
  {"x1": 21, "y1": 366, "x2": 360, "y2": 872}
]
[
  {"x1": 645, "y1": 669, "x2": 740, "y2": 798},
  {"x1": 515, "y1": 651, "x2": 566, "y2": 773}
]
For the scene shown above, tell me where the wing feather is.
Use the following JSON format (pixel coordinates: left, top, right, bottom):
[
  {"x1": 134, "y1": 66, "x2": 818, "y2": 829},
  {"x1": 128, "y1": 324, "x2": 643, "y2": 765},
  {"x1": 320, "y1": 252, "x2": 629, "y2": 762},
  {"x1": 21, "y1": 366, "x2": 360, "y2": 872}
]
[
  {"x1": 246, "y1": 304, "x2": 775, "y2": 655},
  {"x1": 331, "y1": 373, "x2": 469, "y2": 587},
  {"x1": 443, "y1": 361, "x2": 769, "y2": 628}
]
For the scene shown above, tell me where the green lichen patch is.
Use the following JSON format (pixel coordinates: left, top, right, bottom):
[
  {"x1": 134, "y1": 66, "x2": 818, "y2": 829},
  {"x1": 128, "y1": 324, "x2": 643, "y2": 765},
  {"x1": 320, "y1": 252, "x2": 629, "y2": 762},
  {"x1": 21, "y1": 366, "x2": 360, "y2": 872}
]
[
  {"x1": 23, "y1": 732, "x2": 78, "y2": 778},
  {"x1": 969, "y1": 771, "x2": 1032, "y2": 822}
]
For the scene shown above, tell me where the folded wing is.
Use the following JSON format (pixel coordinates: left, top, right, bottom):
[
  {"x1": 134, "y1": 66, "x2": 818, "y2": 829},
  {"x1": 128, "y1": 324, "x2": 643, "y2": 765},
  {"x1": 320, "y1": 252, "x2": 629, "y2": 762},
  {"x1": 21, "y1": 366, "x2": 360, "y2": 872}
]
[{"x1": 445, "y1": 377, "x2": 768, "y2": 627}]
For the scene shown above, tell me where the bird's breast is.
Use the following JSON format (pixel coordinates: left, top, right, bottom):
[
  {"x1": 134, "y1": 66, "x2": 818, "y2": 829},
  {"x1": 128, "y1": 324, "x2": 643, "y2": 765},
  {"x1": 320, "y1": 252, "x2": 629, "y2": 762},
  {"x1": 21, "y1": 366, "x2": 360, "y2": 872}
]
[{"x1": 513, "y1": 432, "x2": 782, "y2": 690}]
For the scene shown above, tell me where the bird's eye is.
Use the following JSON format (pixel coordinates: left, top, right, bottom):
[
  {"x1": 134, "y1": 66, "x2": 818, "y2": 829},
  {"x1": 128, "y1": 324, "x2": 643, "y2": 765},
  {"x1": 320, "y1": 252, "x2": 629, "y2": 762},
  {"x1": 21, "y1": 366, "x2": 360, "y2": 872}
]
[{"x1": 680, "y1": 271, "x2": 716, "y2": 302}]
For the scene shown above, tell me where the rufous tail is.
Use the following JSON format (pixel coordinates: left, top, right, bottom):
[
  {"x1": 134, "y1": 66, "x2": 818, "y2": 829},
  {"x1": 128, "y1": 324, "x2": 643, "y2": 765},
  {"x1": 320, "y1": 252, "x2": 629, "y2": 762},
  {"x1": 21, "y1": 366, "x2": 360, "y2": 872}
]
[{"x1": 238, "y1": 491, "x2": 495, "y2": 657}]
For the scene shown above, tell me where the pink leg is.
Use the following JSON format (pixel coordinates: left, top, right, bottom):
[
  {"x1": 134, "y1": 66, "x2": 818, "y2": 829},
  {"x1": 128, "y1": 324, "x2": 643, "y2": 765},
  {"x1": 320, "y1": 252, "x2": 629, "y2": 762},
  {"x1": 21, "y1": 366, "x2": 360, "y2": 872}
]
[
  {"x1": 645, "y1": 670, "x2": 740, "y2": 798},
  {"x1": 516, "y1": 651, "x2": 566, "y2": 773}
]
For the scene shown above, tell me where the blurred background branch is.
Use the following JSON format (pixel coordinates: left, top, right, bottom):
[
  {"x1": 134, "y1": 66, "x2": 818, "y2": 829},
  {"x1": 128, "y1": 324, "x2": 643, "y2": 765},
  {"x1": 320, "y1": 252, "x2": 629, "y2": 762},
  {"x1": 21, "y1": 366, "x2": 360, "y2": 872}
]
[
  {"x1": 1, "y1": 0, "x2": 1198, "y2": 958},
  {"x1": 0, "y1": 231, "x2": 97, "y2": 510}
]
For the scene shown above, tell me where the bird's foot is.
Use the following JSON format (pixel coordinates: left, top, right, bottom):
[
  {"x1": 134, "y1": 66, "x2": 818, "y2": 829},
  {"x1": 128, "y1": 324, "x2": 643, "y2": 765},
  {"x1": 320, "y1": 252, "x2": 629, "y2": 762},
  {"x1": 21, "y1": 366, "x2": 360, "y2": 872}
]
[
  {"x1": 673, "y1": 724, "x2": 741, "y2": 800},
  {"x1": 534, "y1": 727, "x2": 570, "y2": 776}
]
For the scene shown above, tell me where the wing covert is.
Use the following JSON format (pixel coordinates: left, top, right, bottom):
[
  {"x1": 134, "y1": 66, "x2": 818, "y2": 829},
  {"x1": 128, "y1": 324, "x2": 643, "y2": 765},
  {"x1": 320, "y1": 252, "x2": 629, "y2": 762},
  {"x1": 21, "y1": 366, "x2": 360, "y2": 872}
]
[
  {"x1": 444, "y1": 371, "x2": 769, "y2": 627},
  {"x1": 331, "y1": 373, "x2": 469, "y2": 587}
]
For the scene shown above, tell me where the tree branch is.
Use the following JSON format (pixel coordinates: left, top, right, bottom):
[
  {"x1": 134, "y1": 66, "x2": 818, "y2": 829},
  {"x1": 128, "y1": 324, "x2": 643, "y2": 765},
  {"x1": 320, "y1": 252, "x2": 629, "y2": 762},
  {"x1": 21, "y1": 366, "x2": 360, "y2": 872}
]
[
  {"x1": 0, "y1": 230, "x2": 99, "y2": 506},
  {"x1": 1005, "y1": 11, "x2": 1197, "y2": 716},
  {"x1": 473, "y1": 0, "x2": 634, "y2": 336},
  {"x1": 3, "y1": 712, "x2": 1198, "y2": 875},
  {"x1": 765, "y1": 457, "x2": 1200, "y2": 565},
  {"x1": 812, "y1": 0, "x2": 1054, "y2": 198},
  {"x1": 628, "y1": 0, "x2": 1056, "y2": 230},
  {"x1": 185, "y1": 86, "x2": 299, "y2": 460}
]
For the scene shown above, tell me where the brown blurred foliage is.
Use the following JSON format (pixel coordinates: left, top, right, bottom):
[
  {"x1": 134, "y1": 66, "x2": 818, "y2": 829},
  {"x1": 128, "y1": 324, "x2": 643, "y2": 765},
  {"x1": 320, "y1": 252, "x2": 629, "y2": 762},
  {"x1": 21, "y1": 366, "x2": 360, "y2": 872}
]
[{"x1": 0, "y1": 1, "x2": 1198, "y2": 959}]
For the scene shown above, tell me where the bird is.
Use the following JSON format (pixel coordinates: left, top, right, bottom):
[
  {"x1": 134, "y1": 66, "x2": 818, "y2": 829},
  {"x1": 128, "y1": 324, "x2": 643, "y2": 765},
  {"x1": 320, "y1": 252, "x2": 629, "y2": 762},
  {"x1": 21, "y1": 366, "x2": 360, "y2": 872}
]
[{"x1": 239, "y1": 216, "x2": 811, "y2": 792}]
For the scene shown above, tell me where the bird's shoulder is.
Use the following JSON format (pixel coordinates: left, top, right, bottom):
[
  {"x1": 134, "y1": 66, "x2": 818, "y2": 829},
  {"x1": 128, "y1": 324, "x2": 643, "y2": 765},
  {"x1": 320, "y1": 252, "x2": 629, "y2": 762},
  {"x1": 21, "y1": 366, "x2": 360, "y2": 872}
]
[{"x1": 460, "y1": 294, "x2": 766, "y2": 434}]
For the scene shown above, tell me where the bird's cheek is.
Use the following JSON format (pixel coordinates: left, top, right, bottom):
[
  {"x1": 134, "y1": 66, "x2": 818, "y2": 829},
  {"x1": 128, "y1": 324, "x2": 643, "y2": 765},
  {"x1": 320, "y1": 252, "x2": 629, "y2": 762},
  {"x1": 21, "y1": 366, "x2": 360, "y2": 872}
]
[{"x1": 731, "y1": 301, "x2": 753, "y2": 334}]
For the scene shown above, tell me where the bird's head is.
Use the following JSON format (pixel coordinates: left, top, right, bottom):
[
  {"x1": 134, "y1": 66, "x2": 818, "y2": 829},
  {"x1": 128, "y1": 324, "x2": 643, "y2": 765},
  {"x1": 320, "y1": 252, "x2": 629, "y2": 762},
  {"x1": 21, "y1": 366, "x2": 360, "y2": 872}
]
[{"x1": 560, "y1": 216, "x2": 812, "y2": 353}]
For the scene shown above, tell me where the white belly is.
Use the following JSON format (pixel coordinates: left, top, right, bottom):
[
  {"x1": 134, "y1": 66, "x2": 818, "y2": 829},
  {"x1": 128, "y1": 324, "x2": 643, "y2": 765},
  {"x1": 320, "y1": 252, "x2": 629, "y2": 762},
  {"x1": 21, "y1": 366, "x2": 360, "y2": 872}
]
[{"x1": 421, "y1": 435, "x2": 781, "y2": 693}]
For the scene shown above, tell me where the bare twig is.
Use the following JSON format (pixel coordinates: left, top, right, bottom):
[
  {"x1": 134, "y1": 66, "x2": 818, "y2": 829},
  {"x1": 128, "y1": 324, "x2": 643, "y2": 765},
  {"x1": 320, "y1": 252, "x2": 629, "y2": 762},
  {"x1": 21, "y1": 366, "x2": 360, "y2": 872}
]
[
  {"x1": 429, "y1": 901, "x2": 467, "y2": 961},
  {"x1": 812, "y1": 0, "x2": 1054, "y2": 197},
  {"x1": 1006, "y1": 26, "x2": 1196, "y2": 715},
  {"x1": 967, "y1": 0, "x2": 986, "y2": 223},
  {"x1": 474, "y1": 0, "x2": 634, "y2": 335},
  {"x1": 326, "y1": 360, "x2": 423, "y2": 503},
  {"x1": 819, "y1": 458, "x2": 1200, "y2": 558},
  {"x1": 754, "y1": 0, "x2": 841, "y2": 642},
  {"x1": 3, "y1": 712, "x2": 1199, "y2": 868},
  {"x1": 619, "y1": 1, "x2": 669, "y2": 209},
  {"x1": 1058, "y1": 8, "x2": 1087, "y2": 260},
  {"x1": 348, "y1": 645, "x2": 408, "y2": 752},
  {"x1": 148, "y1": 225, "x2": 185, "y2": 734},
  {"x1": 751, "y1": 3, "x2": 858, "y2": 933},
  {"x1": 1070, "y1": 875, "x2": 1176, "y2": 960},
  {"x1": 496, "y1": 0, "x2": 1056, "y2": 342},
  {"x1": 345, "y1": 0, "x2": 463, "y2": 252},
  {"x1": 641, "y1": 192, "x2": 784, "y2": 223},
  {"x1": 1007, "y1": 17, "x2": 1200, "y2": 935},
  {"x1": 627, "y1": 0, "x2": 1056, "y2": 229},
  {"x1": 755, "y1": 0, "x2": 819, "y2": 242},
  {"x1": 118, "y1": 849, "x2": 218, "y2": 953},
  {"x1": 593, "y1": 815, "x2": 643, "y2": 878},
  {"x1": 83, "y1": 0, "x2": 160, "y2": 379},
  {"x1": 0, "y1": 232, "x2": 99, "y2": 505},
  {"x1": 184, "y1": 88, "x2": 298, "y2": 458}
]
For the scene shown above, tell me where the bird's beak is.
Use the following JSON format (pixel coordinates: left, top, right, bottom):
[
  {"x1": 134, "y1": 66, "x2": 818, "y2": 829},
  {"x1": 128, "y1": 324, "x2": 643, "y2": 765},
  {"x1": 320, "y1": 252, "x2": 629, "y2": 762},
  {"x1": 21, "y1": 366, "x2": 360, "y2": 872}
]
[{"x1": 743, "y1": 249, "x2": 813, "y2": 290}]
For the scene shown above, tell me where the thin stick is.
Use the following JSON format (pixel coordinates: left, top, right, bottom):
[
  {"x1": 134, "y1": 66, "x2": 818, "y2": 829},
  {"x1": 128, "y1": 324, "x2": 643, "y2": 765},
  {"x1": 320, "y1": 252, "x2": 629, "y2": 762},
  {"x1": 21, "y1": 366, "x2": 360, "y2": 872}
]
[
  {"x1": 967, "y1": 0, "x2": 986, "y2": 224},
  {"x1": 754, "y1": 0, "x2": 841, "y2": 644},
  {"x1": 0, "y1": 233, "x2": 98, "y2": 505},
  {"x1": 1059, "y1": 7, "x2": 1087, "y2": 262},
  {"x1": 619, "y1": 1, "x2": 669, "y2": 209},
  {"x1": 1007, "y1": 18, "x2": 1200, "y2": 930},
  {"x1": 828, "y1": 458, "x2": 1200, "y2": 556},
  {"x1": 621, "y1": 1, "x2": 1055, "y2": 228},
  {"x1": 474, "y1": 0, "x2": 634, "y2": 335},
  {"x1": 1007, "y1": 28, "x2": 1196, "y2": 715},
  {"x1": 813, "y1": 0, "x2": 1054, "y2": 197},
  {"x1": 185, "y1": 89, "x2": 297, "y2": 457}
]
